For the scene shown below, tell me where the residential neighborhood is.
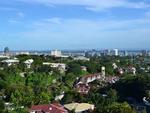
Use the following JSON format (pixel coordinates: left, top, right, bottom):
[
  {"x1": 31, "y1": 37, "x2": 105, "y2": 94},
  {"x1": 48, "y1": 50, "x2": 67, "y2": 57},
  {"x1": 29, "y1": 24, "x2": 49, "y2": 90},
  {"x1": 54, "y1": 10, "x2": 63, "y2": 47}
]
[
  {"x1": 1, "y1": 0, "x2": 150, "y2": 112},
  {"x1": 0, "y1": 48, "x2": 150, "y2": 113}
]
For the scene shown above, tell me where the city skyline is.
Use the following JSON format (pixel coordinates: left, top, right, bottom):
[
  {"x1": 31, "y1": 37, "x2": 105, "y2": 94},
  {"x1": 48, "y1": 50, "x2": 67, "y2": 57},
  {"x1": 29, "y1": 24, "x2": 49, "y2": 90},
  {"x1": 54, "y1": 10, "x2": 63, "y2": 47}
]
[{"x1": 1, "y1": 0, "x2": 150, "y2": 50}]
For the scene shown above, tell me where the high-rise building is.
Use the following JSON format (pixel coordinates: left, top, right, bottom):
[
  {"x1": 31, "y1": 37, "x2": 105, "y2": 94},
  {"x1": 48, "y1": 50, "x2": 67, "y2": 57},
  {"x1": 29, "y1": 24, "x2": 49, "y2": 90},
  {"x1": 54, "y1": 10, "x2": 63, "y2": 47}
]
[
  {"x1": 110, "y1": 49, "x2": 119, "y2": 56},
  {"x1": 148, "y1": 52, "x2": 150, "y2": 56},
  {"x1": 51, "y1": 50, "x2": 62, "y2": 57},
  {"x1": 103, "y1": 49, "x2": 111, "y2": 56},
  {"x1": 114, "y1": 49, "x2": 119, "y2": 56},
  {"x1": 4, "y1": 47, "x2": 10, "y2": 56},
  {"x1": 124, "y1": 51, "x2": 128, "y2": 56},
  {"x1": 141, "y1": 50, "x2": 147, "y2": 56}
]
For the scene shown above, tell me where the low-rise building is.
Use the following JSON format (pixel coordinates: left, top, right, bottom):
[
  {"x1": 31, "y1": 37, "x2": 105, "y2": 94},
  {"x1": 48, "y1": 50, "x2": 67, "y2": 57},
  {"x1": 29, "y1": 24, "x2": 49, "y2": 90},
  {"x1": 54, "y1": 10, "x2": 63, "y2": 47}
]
[
  {"x1": 73, "y1": 56, "x2": 90, "y2": 61},
  {"x1": 126, "y1": 66, "x2": 136, "y2": 75},
  {"x1": 0, "y1": 55, "x2": 10, "y2": 59},
  {"x1": 1, "y1": 59, "x2": 19, "y2": 66},
  {"x1": 29, "y1": 103, "x2": 68, "y2": 113},
  {"x1": 81, "y1": 66, "x2": 87, "y2": 71},
  {"x1": 75, "y1": 82, "x2": 90, "y2": 94},
  {"x1": 79, "y1": 73, "x2": 105, "y2": 84},
  {"x1": 43, "y1": 62, "x2": 66, "y2": 73},
  {"x1": 55, "y1": 91, "x2": 65, "y2": 101},
  {"x1": 24, "y1": 59, "x2": 34, "y2": 68},
  {"x1": 16, "y1": 52, "x2": 30, "y2": 55},
  {"x1": 4, "y1": 102, "x2": 14, "y2": 111},
  {"x1": 64, "y1": 103, "x2": 94, "y2": 113},
  {"x1": 105, "y1": 76, "x2": 120, "y2": 84},
  {"x1": 112, "y1": 63, "x2": 118, "y2": 69}
]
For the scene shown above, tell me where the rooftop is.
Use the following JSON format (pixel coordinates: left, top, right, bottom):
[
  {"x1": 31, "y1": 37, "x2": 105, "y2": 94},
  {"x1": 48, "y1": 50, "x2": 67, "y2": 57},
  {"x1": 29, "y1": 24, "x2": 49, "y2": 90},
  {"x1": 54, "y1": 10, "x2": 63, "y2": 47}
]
[
  {"x1": 30, "y1": 103, "x2": 68, "y2": 113},
  {"x1": 64, "y1": 103, "x2": 94, "y2": 113}
]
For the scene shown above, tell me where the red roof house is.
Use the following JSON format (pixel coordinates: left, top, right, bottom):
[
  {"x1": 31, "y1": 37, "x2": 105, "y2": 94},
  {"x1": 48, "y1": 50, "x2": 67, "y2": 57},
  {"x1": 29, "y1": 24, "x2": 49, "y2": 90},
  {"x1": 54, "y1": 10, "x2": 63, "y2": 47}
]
[{"x1": 29, "y1": 103, "x2": 68, "y2": 113}]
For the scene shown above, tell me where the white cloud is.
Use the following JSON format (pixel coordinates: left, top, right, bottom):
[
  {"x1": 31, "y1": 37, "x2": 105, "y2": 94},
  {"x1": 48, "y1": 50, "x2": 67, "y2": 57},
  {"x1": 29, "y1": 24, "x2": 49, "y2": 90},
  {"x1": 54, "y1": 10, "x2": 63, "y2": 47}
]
[
  {"x1": 45, "y1": 17, "x2": 62, "y2": 24},
  {"x1": 17, "y1": 12, "x2": 25, "y2": 18},
  {"x1": 7, "y1": 15, "x2": 150, "y2": 49},
  {"x1": 30, "y1": 16, "x2": 150, "y2": 33},
  {"x1": 8, "y1": 19, "x2": 21, "y2": 24},
  {"x1": 7, "y1": 12, "x2": 25, "y2": 24},
  {"x1": 20, "y1": 16, "x2": 150, "y2": 44},
  {"x1": 17, "y1": 0, "x2": 150, "y2": 11}
]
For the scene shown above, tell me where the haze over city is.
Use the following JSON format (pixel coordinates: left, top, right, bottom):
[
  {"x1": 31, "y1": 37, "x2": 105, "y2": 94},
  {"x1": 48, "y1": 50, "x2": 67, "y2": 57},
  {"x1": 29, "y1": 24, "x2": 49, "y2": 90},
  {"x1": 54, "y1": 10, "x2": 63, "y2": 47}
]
[{"x1": 0, "y1": 0, "x2": 150, "y2": 50}]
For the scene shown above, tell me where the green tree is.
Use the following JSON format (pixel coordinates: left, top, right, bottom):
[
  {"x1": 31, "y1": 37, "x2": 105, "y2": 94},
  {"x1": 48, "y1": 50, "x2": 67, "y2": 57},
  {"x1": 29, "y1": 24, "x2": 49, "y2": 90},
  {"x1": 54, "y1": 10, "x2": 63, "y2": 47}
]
[
  {"x1": 107, "y1": 89, "x2": 118, "y2": 102},
  {"x1": 0, "y1": 99, "x2": 5, "y2": 113},
  {"x1": 67, "y1": 63, "x2": 82, "y2": 75},
  {"x1": 95, "y1": 102, "x2": 136, "y2": 113},
  {"x1": 107, "y1": 102, "x2": 136, "y2": 113}
]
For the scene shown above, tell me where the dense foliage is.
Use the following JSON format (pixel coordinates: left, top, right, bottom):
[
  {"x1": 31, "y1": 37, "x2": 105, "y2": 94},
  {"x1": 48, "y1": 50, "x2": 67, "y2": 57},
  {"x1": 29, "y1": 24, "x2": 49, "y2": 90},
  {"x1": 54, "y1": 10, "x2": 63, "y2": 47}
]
[{"x1": 0, "y1": 55, "x2": 150, "y2": 113}]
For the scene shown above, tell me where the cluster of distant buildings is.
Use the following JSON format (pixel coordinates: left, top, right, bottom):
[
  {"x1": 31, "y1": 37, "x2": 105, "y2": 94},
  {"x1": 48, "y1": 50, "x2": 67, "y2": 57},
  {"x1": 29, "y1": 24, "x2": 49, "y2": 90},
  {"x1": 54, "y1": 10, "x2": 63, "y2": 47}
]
[
  {"x1": 49, "y1": 49, "x2": 149, "y2": 57},
  {"x1": 1, "y1": 47, "x2": 150, "y2": 58},
  {"x1": 49, "y1": 49, "x2": 150, "y2": 58},
  {"x1": 85, "y1": 49, "x2": 150, "y2": 57}
]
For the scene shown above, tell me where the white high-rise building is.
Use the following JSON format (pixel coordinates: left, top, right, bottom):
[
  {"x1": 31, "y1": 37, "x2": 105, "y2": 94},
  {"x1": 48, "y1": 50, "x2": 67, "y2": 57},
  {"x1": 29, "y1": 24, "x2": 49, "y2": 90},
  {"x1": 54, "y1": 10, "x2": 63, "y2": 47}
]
[
  {"x1": 113, "y1": 49, "x2": 119, "y2": 56},
  {"x1": 51, "y1": 50, "x2": 62, "y2": 57}
]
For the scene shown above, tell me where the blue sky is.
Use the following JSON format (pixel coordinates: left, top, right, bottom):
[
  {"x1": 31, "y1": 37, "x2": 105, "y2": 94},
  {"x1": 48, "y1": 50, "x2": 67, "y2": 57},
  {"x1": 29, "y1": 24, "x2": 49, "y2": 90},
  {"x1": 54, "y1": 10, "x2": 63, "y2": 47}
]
[{"x1": 0, "y1": 0, "x2": 150, "y2": 50}]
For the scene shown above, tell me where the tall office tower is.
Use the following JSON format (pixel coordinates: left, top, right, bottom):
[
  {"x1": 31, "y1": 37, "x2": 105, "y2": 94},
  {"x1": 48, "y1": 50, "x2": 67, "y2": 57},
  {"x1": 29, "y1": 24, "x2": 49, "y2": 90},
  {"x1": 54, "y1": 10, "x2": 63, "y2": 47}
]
[
  {"x1": 125, "y1": 51, "x2": 128, "y2": 56},
  {"x1": 113, "y1": 49, "x2": 119, "y2": 56}
]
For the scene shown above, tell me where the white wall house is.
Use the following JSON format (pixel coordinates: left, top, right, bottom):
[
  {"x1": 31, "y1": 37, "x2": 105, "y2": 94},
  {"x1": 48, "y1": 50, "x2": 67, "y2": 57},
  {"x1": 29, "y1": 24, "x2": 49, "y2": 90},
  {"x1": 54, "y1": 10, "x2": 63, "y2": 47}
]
[
  {"x1": 74, "y1": 56, "x2": 90, "y2": 61},
  {"x1": 1, "y1": 59, "x2": 19, "y2": 66},
  {"x1": 80, "y1": 73, "x2": 105, "y2": 84},
  {"x1": 43, "y1": 62, "x2": 66, "y2": 72},
  {"x1": 24, "y1": 59, "x2": 34, "y2": 68},
  {"x1": 81, "y1": 66, "x2": 87, "y2": 71},
  {"x1": 0, "y1": 55, "x2": 10, "y2": 59},
  {"x1": 131, "y1": 67, "x2": 136, "y2": 75},
  {"x1": 112, "y1": 63, "x2": 118, "y2": 69}
]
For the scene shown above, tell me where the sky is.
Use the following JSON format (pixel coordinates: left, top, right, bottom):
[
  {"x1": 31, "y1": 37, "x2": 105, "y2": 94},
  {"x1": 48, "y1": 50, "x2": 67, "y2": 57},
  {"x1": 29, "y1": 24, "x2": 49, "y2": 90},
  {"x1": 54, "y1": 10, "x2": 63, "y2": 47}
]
[{"x1": 0, "y1": 0, "x2": 150, "y2": 50}]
